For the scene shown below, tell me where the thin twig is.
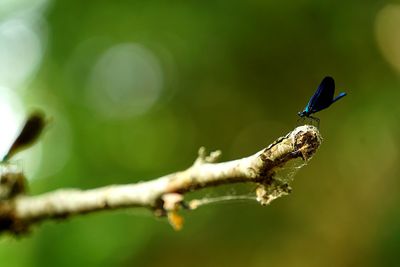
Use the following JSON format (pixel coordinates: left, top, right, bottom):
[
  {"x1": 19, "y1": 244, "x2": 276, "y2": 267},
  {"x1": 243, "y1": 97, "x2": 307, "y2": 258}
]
[{"x1": 0, "y1": 125, "x2": 321, "y2": 235}]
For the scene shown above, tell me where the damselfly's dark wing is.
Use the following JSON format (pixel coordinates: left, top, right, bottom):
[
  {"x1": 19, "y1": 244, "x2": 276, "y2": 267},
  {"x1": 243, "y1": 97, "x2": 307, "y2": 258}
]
[{"x1": 306, "y1": 76, "x2": 335, "y2": 113}]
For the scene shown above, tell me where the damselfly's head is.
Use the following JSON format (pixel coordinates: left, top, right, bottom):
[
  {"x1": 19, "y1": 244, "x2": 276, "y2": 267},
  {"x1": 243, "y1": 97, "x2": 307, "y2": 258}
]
[{"x1": 298, "y1": 110, "x2": 309, "y2": 118}]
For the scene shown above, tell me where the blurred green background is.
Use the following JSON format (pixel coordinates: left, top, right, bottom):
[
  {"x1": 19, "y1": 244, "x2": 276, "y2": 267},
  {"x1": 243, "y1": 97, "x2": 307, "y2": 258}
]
[{"x1": 1, "y1": 0, "x2": 400, "y2": 266}]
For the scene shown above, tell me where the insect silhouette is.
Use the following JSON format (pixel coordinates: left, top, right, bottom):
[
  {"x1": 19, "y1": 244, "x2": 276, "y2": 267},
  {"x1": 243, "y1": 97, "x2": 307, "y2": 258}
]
[
  {"x1": 298, "y1": 76, "x2": 346, "y2": 126},
  {"x1": 2, "y1": 111, "x2": 47, "y2": 162}
]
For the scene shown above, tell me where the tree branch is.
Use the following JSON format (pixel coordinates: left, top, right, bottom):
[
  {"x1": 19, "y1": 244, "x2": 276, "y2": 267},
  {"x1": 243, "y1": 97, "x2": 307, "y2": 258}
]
[{"x1": 0, "y1": 125, "x2": 321, "y2": 235}]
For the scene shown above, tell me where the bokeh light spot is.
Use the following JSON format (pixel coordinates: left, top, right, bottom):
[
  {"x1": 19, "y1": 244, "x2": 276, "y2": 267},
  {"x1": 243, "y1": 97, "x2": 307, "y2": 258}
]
[
  {"x1": 86, "y1": 43, "x2": 164, "y2": 119},
  {"x1": 375, "y1": 4, "x2": 400, "y2": 74},
  {"x1": 0, "y1": 0, "x2": 48, "y2": 17},
  {"x1": 0, "y1": 86, "x2": 24, "y2": 158},
  {"x1": 0, "y1": 18, "x2": 43, "y2": 88},
  {"x1": 36, "y1": 109, "x2": 72, "y2": 180}
]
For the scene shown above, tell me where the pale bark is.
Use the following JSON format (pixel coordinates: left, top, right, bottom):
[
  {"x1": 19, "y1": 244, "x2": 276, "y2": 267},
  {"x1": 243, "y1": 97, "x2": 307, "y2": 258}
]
[{"x1": 0, "y1": 125, "x2": 321, "y2": 235}]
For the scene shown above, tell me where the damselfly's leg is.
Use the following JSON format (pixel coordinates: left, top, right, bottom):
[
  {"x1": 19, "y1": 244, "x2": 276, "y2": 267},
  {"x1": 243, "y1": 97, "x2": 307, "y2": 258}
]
[
  {"x1": 297, "y1": 117, "x2": 306, "y2": 125},
  {"x1": 308, "y1": 116, "x2": 320, "y2": 128}
]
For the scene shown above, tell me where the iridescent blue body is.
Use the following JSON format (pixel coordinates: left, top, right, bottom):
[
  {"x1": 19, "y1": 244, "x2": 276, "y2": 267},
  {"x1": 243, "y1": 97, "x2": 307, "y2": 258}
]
[{"x1": 298, "y1": 76, "x2": 346, "y2": 125}]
